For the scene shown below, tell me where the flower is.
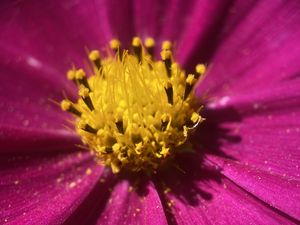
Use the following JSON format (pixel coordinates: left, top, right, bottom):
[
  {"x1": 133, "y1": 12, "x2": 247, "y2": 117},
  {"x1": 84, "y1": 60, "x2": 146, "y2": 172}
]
[
  {"x1": 1, "y1": 0, "x2": 300, "y2": 224},
  {"x1": 61, "y1": 37, "x2": 206, "y2": 174}
]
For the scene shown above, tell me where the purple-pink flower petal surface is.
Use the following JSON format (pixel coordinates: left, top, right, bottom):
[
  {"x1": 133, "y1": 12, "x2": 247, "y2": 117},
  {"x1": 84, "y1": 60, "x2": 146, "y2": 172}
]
[{"x1": 1, "y1": 0, "x2": 300, "y2": 224}]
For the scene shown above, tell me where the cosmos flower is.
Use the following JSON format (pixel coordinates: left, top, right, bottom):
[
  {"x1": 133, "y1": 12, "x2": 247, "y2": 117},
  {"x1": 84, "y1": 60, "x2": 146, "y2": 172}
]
[{"x1": 1, "y1": 0, "x2": 300, "y2": 224}]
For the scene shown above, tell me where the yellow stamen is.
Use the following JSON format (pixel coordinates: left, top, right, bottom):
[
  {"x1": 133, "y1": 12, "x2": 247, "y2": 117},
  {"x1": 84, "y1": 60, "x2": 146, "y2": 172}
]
[
  {"x1": 195, "y1": 64, "x2": 206, "y2": 78},
  {"x1": 162, "y1": 40, "x2": 172, "y2": 50},
  {"x1": 75, "y1": 69, "x2": 86, "y2": 80},
  {"x1": 160, "y1": 50, "x2": 172, "y2": 60},
  {"x1": 61, "y1": 99, "x2": 71, "y2": 111},
  {"x1": 67, "y1": 70, "x2": 76, "y2": 81},
  {"x1": 132, "y1": 37, "x2": 143, "y2": 62},
  {"x1": 132, "y1": 36, "x2": 141, "y2": 47},
  {"x1": 144, "y1": 37, "x2": 155, "y2": 48},
  {"x1": 110, "y1": 39, "x2": 121, "y2": 51},
  {"x1": 88, "y1": 50, "x2": 101, "y2": 70},
  {"x1": 88, "y1": 50, "x2": 101, "y2": 61},
  {"x1": 191, "y1": 112, "x2": 200, "y2": 124},
  {"x1": 160, "y1": 50, "x2": 172, "y2": 77},
  {"x1": 144, "y1": 37, "x2": 155, "y2": 59},
  {"x1": 60, "y1": 100, "x2": 81, "y2": 117},
  {"x1": 61, "y1": 38, "x2": 206, "y2": 173}
]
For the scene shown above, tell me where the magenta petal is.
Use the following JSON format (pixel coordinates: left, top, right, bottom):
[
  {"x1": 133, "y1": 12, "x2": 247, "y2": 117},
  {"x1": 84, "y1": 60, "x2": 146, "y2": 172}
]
[
  {"x1": 132, "y1": 0, "x2": 168, "y2": 39},
  {"x1": 176, "y1": 0, "x2": 236, "y2": 65},
  {"x1": 195, "y1": 0, "x2": 300, "y2": 98},
  {"x1": 0, "y1": 47, "x2": 81, "y2": 153},
  {"x1": 0, "y1": 47, "x2": 71, "y2": 129},
  {"x1": 0, "y1": 0, "x2": 112, "y2": 74},
  {"x1": 0, "y1": 151, "x2": 103, "y2": 224},
  {"x1": 191, "y1": 1, "x2": 300, "y2": 220},
  {"x1": 156, "y1": 156, "x2": 296, "y2": 225},
  {"x1": 197, "y1": 81, "x2": 300, "y2": 220},
  {"x1": 201, "y1": 77, "x2": 300, "y2": 178},
  {"x1": 208, "y1": 156, "x2": 300, "y2": 221},
  {"x1": 104, "y1": 0, "x2": 135, "y2": 46},
  {"x1": 166, "y1": 175, "x2": 296, "y2": 225},
  {"x1": 96, "y1": 180, "x2": 168, "y2": 225},
  {"x1": 0, "y1": 126, "x2": 80, "y2": 154}
]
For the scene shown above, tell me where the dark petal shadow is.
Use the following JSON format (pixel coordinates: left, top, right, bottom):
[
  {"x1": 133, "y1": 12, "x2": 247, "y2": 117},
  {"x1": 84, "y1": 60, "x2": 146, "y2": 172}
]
[
  {"x1": 194, "y1": 106, "x2": 242, "y2": 158},
  {"x1": 183, "y1": 0, "x2": 235, "y2": 69},
  {"x1": 64, "y1": 168, "x2": 118, "y2": 225},
  {"x1": 184, "y1": 0, "x2": 258, "y2": 70}
]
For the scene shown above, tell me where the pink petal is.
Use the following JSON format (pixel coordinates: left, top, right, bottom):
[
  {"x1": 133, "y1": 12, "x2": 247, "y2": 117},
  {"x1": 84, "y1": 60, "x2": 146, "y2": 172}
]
[
  {"x1": 176, "y1": 0, "x2": 237, "y2": 65},
  {"x1": 209, "y1": 156, "x2": 300, "y2": 221},
  {"x1": 195, "y1": 0, "x2": 300, "y2": 98},
  {"x1": 198, "y1": 87, "x2": 300, "y2": 220},
  {"x1": 195, "y1": 73, "x2": 300, "y2": 220},
  {"x1": 132, "y1": 0, "x2": 235, "y2": 61},
  {"x1": 168, "y1": 177, "x2": 296, "y2": 225},
  {"x1": 96, "y1": 179, "x2": 168, "y2": 225},
  {"x1": 0, "y1": 151, "x2": 103, "y2": 224},
  {"x1": 199, "y1": 78, "x2": 300, "y2": 177},
  {"x1": 190, "y1": 1, "x2": 300, "y2": 220},
  {"x1": 157, "y1": 155, "x2": 297, "y2": 224},
  {"x1": 132, "y1": 0, "x2": 169, "y2": 39},
  {"x1": 0, "y1": 47, "x2": 80, "y2": 153},
  {"x1": 0, "y1": 0, "x2": 112, "y2": 75}
]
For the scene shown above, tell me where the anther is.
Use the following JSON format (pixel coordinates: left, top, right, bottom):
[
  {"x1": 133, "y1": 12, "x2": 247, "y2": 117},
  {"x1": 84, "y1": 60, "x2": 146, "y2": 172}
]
[
  {"x1": 60, "y1": 100, "x2": 82, "y2": 117},
  {"x1": 115, "y1": 120, "x2": 124, "y2": 134},
  {"x1": 162, "y1": 40, "x2": 172, "y2": 51},
  {"x1": 75, "y1": 69, "x2": 91, "y2": 91},
  {"x1": 110, "y1": 39, "x2": 123, "y2": 60},
  {"x1": 195, "y1": 64, "x2": 206, "y2": 79},
  {"x1": 79, "y1": 86, "x2": 94, "y2": 111},
  {"x1": 67, "y1": 69, "x2": 76, "y2": 81},
  {"x1": 184, "y1": 74, "x2": 196, "y2": 100},
  {"x1": 144, "y1": 37, "x2": 155, "y2": 59},
  {"x1": 187, "y1": 112, "x2": 201, "y2": 129},
  {"x1": 110, "y1": 39, "x2": 121, "y2": 52},
  {"x1": 80, "y1": 123, "x2": 98, "y2": 134},
  {"x1": 132, "y1": 37, "x2": 142, "y2": 63},
  {"x1": 164, "y1": 82, "x2": 174, "y2": 105},
  {"x1": 104, "y1": 147, "x2": 113, "y2": 154},
  {"x1": 161, "y1": 50, "x2": 172, "y2": 77},
  {"x1": 161, "y1": 114, "x2": 170, "y2": 131},
  {"x1": 88, "y1": 50, "x2": 102, "y2": 70}
]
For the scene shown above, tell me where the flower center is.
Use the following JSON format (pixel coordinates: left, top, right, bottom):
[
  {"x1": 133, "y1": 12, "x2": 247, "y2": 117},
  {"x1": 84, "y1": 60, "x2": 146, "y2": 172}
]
[{"x1": 61, "y1": 37, "x2": 206, "y2": 173}]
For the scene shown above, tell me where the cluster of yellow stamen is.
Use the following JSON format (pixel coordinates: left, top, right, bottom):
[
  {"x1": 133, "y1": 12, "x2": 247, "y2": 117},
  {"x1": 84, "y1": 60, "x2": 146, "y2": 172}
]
[{"x1": 61, "y1": 37, "x2": 206, "y2": 173}]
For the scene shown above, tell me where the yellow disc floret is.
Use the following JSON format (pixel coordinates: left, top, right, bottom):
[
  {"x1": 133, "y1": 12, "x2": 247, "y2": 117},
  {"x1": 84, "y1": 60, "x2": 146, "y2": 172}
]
[{"x1": 61, "y1": 37, "x2": 206, "y2": 173}]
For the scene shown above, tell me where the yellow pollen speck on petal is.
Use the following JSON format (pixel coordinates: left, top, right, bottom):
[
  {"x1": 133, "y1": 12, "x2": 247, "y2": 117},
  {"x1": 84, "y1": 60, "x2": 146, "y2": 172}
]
[
  {"x1": 164, "y1": 187, "x2": 171, "y2": 194},
  {"x1": 86, "y1": 168, "x2": 92, "y2": 175},
  {"x1": 69, "y1": 182, "x2": 76, "y2": 188},
  {"x1": 61, "y1": 37, "x2": 206, "y2": 173}
]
